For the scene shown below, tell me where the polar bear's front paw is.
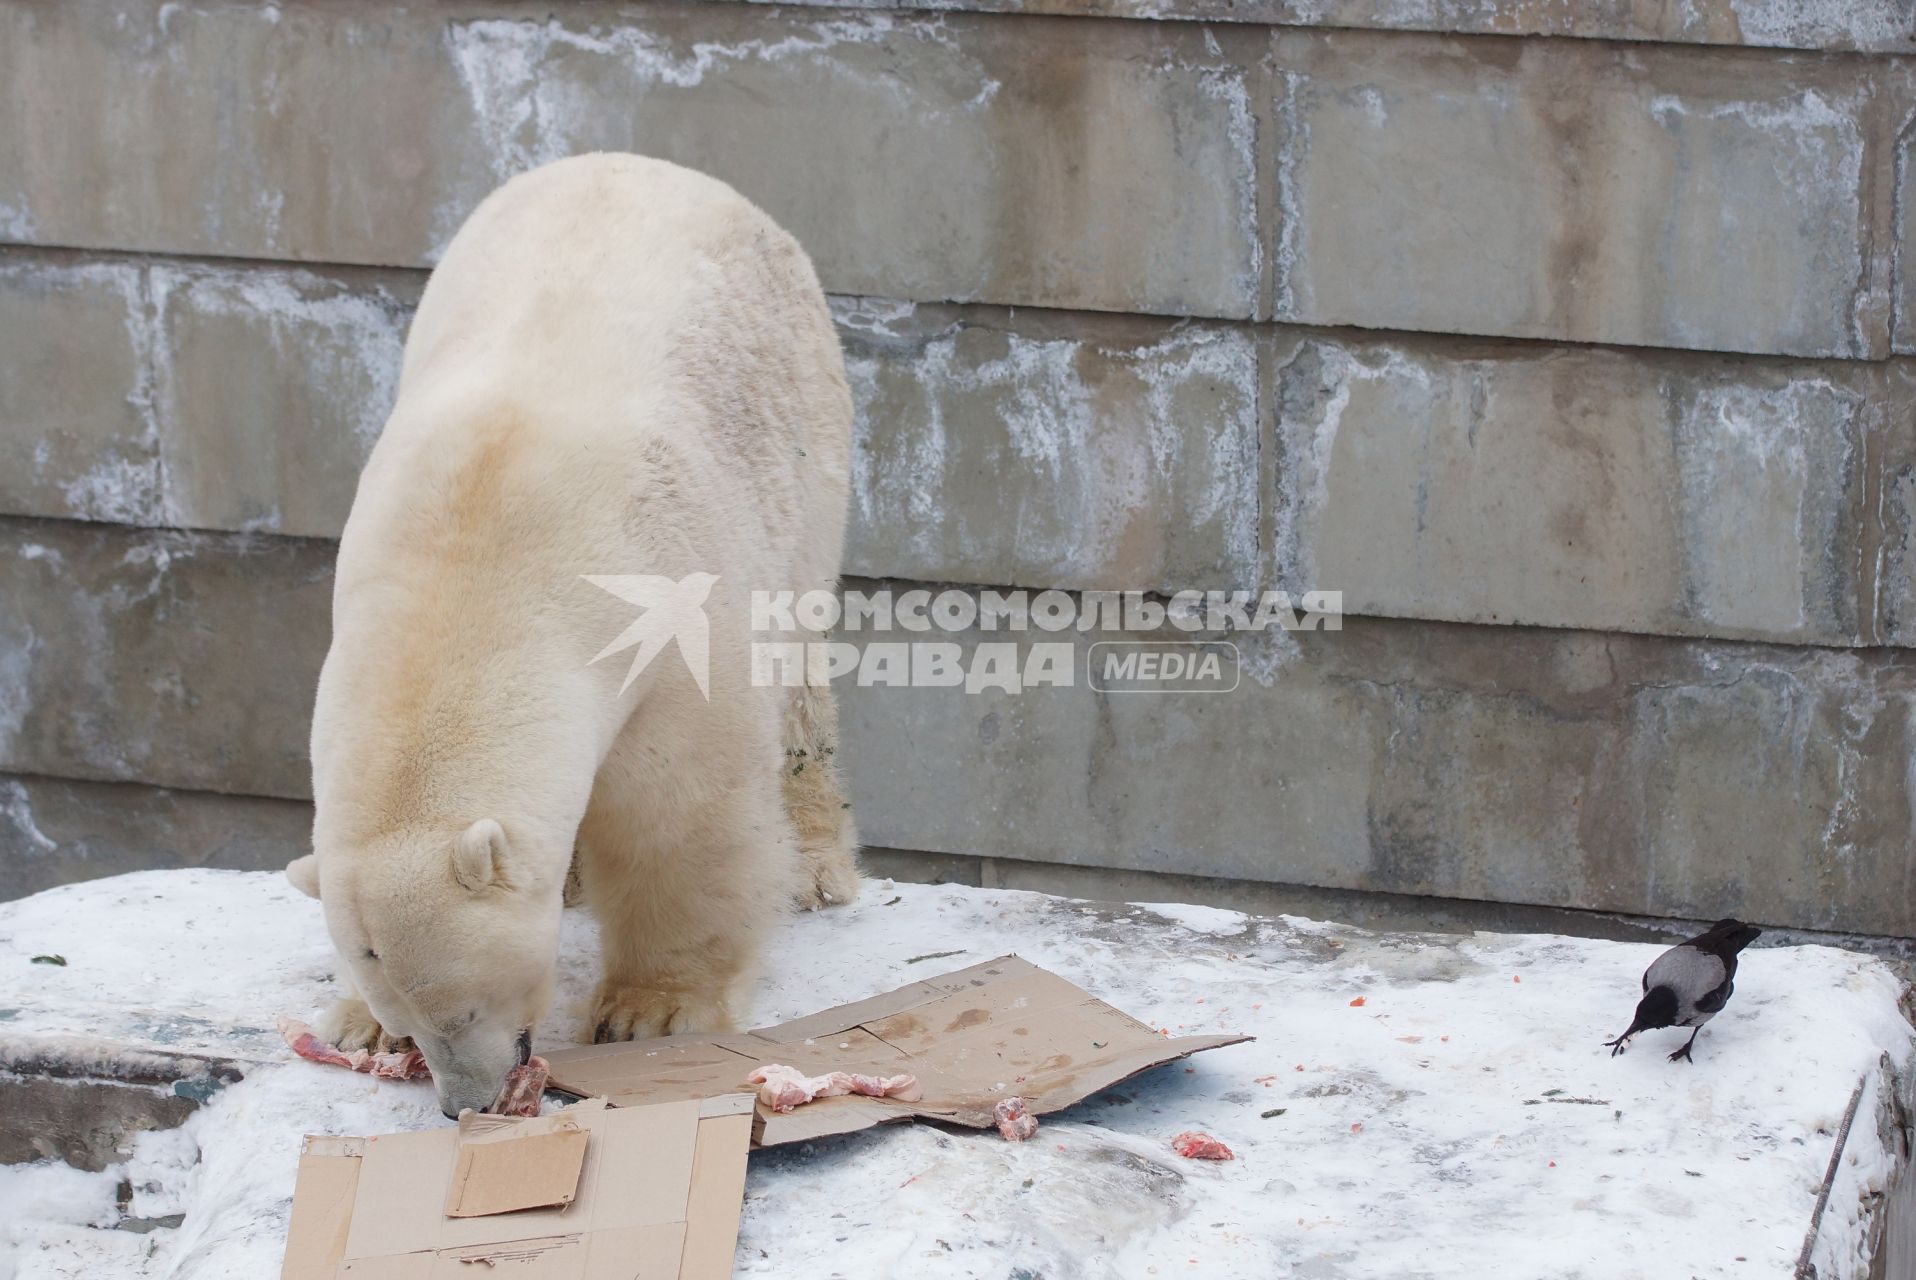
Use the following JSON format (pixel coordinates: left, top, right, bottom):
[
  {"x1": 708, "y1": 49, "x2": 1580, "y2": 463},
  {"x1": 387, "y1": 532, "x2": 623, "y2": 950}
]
[
  {"x1": 317, "y1": 996, "x2": 414, "y2": 1054},
  {"x1": 590, "y1": 984, "x2": 732, "y2": 1043},
  {"x1": 793, "y1": 842, "x2": 861, "y2": 911}
]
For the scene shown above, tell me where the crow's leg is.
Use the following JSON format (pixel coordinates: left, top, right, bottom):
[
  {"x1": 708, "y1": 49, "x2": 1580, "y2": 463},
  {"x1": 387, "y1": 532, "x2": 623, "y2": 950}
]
[{"x1": 1668, "y1": 1028, "x2": 1701, "y2": 1064}]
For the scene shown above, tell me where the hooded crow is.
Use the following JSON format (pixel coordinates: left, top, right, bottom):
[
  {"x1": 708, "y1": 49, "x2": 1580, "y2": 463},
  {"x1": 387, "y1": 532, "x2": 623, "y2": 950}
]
[{"x1": 1604, "y1": 918, "x2": 1762, "y2": 1063}]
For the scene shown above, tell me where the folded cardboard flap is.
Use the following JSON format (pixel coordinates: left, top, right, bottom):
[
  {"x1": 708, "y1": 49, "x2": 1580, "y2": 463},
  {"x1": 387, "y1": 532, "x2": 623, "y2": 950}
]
[
  {"x1": 544, "y1": 955, "x2": 1252, "y2": 1147},
  {"x1": 444, "y1": 1109, "x2": 592, "y2": 1218},
  {"x1": 280, "y1": 1094, "x2": 755, "y2": 1280}
]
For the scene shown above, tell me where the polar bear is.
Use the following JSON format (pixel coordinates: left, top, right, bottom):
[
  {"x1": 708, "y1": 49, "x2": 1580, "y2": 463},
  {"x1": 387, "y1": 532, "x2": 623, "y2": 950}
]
[{"x1": 285, "y1": 154, "x2": 861, "y2": 1117}]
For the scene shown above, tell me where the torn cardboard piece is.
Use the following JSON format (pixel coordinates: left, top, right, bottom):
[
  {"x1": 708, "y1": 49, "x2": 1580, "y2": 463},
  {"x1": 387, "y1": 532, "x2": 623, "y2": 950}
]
[
  {"x1": 444, "y1": 1106, "x2": 592, "y2": 1218},
  {"x1": 545, "y1": 955, "x2": 1250, "y2": 1146},
  {"x1": 280, "y1": 1093, "x2": 753, "y2": 1280}
]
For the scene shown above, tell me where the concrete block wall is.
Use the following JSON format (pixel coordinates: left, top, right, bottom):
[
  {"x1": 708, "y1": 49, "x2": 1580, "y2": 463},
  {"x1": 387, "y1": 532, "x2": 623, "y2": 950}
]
[{"x1": 3, "y1": 0, "x2": 1914, "y2": 938}]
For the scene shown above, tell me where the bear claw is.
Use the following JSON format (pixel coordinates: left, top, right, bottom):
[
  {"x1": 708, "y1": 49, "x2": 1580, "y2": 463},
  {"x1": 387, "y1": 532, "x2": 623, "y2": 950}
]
[
  {"x1": 318, "y1": 996, "x2": 413, "y2": 1055},
  {"x1": 590, "y1": 986, "x2": 730, "y2": 1042},
  {"x1": 794, "y1": 845, "x2": 861, "y2": 912}
]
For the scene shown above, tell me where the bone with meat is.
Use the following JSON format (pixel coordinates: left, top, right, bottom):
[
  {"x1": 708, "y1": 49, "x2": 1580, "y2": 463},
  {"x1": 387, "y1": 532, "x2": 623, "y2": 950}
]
[
  {"x1": 486, "y1": 1057, "x2": 552, "y2": 1118},
  {"x1": 277, "y1": 1014, "x2": 548, "y2": 1116},
  {"x1": 746, "y1": 1063, "x2": 922, "y2": 1113},
  {"x1": 278, "y1": 1015, "x2": 430, "y2": 1080}
]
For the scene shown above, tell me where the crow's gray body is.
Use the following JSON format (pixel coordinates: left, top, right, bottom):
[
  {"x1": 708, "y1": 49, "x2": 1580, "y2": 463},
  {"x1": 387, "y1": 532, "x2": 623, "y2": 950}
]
[{"x1": 1642, "y1": 944, "x2": 1733, "y2": 1029}]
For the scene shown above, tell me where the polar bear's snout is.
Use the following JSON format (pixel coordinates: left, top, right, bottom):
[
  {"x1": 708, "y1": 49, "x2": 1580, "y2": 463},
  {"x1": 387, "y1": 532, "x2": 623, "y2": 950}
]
[
  {"x1": 384, "y1": 1001, "x2": 545, "y2": 1118},
  {"x1": 400, "y1": 982, "x2": 553, "y2": 1119},
  {"x1": 424, "y1": 1022, "x2": 531, "y2": 1118}
]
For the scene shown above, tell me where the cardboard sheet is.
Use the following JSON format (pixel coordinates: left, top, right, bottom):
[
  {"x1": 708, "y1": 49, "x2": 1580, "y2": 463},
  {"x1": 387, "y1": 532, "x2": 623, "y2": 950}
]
[
  {"x1": 279, "y1": 1093, "x2": 754, "y2": 1280},
  {"x1": 545, "y1": 955, "x2": 1250, "y2": 1146}
]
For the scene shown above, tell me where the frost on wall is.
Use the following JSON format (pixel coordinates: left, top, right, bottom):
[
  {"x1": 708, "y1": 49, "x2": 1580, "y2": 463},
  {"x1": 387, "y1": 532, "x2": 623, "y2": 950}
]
[
  {"x1": 145, "y1": 261, "x2": 413, "y2": 538},
  {"x1": 0, "y1": 257, "x2": 171, "y2": 529},
  {"x1": 0, "y1": 778, "x2": 58, "y2": 855},
  {"x1": 1647, "y1": 88, "x2": 1872, "y2": 358},
  {"x1": 1274, "y1": 0, "x2": 1914, "y2": 50},
  {"x1": 446, "y1": 11, "x2": 926, "y2": 170},
  {"x1": 0, "y1": 520, "x2": 335, "y2": 801},
  {"x1": 1271, "y1": 334, "x2": 1872, "y2": 646},
  {"x1": 0, "y1": 253, "x2": 414, "y2": 539},
  {"x1": 1275, "y1": 40, "x2": 1882, "y2": 358},
  {"x1": 1269, "y1": 337, "x2": 1435, "y2": 601},
  {"x1": 438, "y1": 11, "x2": 1000, "y2": 261},
  {"x1": 1873, "y1": 466, "x2": 1916, "y2": 647},
  {"x1": 836, "y1": 299, "x2": 1260, "y2": 594},
  {"x1": 436, "y1": 9, "x2": 1258, "y2": 316},
  {"x1": 1669, "y1": 377, "x2": 1860, "y2": 640}
]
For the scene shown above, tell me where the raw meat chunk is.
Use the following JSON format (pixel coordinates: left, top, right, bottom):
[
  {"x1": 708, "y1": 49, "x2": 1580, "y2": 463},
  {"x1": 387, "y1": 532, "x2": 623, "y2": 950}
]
[
  {"x1": 1170, "y1": 1131, "x2": 1234, "y2": 1160},
  {"x1": 993, "y1": 1097, "x2": 1037, "y2": 1142},
  {"x1": 278, "y1": 1015, "x2": 429, "y2": 1080}
]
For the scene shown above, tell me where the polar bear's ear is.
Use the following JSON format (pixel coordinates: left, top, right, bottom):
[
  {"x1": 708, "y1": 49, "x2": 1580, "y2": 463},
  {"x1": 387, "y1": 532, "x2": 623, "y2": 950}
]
[
  {"x1": 286, "y1": 854, "x2": 321, "y2": 899},
  {"x1": 453, "y1": 819, "x2": 507, "y2": 891}
]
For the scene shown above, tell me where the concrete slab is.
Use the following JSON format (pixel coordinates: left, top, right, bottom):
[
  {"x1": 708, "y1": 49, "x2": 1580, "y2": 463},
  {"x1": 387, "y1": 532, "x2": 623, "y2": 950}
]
[
  {"x1": 0, "y1": 2, "x2": 1261, "y2": 319},
  {"x1": 9, "y1": 517, "x2": 1916, "y2": 935},
  {"x1": 1270, "y1": 32, "x2": 1905, "y2": 359}
]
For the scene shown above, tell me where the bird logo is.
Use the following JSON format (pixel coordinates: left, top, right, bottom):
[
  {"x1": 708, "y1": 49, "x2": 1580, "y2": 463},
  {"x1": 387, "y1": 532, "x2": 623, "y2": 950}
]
[{"x1": 582, "y1": 573, "x2": 719, "y2": 699}]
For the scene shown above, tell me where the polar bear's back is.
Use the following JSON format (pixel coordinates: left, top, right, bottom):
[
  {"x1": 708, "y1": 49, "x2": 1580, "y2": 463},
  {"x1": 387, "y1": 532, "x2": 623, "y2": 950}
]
[
  {"x1": 353, "y1": 153, "x2": 850, "y2": 584},
  {"x1": 401, "y1": 154, "x2": 836, "y2": 408},
  {"x1": 330, "y1": 155, "x2": 851, "y2": 739}
]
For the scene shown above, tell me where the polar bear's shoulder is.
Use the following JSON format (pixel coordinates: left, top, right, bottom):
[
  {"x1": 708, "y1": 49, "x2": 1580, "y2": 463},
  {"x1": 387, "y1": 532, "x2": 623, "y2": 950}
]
[{"x1": 402, "y1": 154, "x2": 820, "y2": 402}]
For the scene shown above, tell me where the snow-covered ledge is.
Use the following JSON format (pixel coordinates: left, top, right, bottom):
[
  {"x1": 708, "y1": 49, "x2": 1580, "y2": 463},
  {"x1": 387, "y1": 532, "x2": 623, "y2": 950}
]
[{"x1": 1, "y1": 869, "x2": 1911, "y2": 1278}]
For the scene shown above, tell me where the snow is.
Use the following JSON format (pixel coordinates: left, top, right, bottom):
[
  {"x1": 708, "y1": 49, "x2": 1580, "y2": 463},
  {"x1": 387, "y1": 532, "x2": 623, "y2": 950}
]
[
  {"x1": 1, "y1": 869, "x2": 1911, "y2": 1279},
  {"x1": 0, "y1": 1159, "x2": 127, "y2": 1273}
]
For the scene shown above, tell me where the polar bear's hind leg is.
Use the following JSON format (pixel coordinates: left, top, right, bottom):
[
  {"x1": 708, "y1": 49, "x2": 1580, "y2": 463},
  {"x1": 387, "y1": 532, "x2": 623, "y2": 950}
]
[{"x1": 783, "y1": 681, "x2": 861, "y2": 910}]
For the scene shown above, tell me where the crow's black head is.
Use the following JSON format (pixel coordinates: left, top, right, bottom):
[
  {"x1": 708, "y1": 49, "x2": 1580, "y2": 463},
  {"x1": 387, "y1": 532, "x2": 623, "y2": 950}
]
[
  {"x1": 1630, "y1": 984, "x2": 1680, "y2": 1034},
  {"x1": 1694, "y1": 918, "x2": 1762, "y2": 959}
]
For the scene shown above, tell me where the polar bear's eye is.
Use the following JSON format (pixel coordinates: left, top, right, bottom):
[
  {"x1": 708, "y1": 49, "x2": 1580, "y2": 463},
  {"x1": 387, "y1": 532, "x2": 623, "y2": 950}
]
[{"x1": 364, "y1": 948, "x2": 379, "y2": 961}]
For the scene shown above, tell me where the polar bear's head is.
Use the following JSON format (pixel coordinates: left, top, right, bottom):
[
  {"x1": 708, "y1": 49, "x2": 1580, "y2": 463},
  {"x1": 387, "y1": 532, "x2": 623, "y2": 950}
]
[{"x1": 299, "y1": 818, "x2": 562, "y2": 1117}]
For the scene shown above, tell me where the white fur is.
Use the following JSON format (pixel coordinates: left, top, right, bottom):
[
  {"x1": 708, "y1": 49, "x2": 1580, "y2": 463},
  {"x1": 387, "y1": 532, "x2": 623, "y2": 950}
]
[{"x1": 298, "y1": 154, "x2": 861, "y2": 1116}]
